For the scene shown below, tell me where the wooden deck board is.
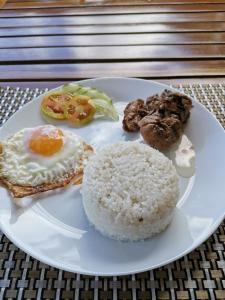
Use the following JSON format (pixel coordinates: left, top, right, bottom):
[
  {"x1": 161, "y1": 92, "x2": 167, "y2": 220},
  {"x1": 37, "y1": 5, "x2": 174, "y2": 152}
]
[
  {"x1": 2, "y1": 33, "x2": 225, "y2": 49},
  {"x1": 2, "y1": 4, "x2": 225, "y2": 17},
  {"x1": 0, "y1": 60, "x2": 225, "y2": 81},
  {"x1": 0, "y1": 0, "x2": 224, "y2": 82}
]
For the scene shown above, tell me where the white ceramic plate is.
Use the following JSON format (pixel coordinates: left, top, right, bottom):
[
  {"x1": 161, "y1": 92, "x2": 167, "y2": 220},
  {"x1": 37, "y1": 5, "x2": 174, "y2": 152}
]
[{"x1": 0, "y1": 78, "x2": 225, "y2": 276}]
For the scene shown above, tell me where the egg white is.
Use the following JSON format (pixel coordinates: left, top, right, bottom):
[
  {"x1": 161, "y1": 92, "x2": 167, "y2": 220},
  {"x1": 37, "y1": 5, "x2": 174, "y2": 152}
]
[{"x1": 0, "y1": 126, "x2": 85, "y2": 186}]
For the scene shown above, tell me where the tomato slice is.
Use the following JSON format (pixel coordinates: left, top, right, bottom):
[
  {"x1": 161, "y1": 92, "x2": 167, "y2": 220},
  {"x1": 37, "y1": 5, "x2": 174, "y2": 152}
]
[
  {"x1": 64, "y1": 96, "x2": 96, "y2": 126},
  {"x1": 41, "y1": 91, "x2": 73, "y2": 120}
]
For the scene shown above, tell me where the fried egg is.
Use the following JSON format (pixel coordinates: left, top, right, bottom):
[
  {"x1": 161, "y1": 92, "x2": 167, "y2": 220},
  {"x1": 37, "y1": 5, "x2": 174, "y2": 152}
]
[{"x1": 0, "y1": 125, "x2": 87, "y2": 187}]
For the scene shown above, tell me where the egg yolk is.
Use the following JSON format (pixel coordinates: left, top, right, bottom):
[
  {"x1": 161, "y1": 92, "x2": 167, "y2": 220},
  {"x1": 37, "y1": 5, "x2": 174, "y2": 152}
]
[{"x1": 29, "y1": 127, "x2": 64, "y2": 156}]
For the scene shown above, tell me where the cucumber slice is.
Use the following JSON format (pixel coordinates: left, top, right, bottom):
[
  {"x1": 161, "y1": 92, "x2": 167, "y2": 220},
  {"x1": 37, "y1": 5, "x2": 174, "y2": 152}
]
[
  {"x1": 78, "y1": 86, "x2": 92, "y2": 95},
  {"x1": 62, "y1": 83, "x2": 81, "y2": 94},
  {"x1": 62, "y1": 83, "x2": 118, "y2": 121},
  {"x1": 62, "y1": 83, "x2": 112, "y2": 103},
  {"x1": 89, "y1": 98, "x2": 119, "y2": 121}
]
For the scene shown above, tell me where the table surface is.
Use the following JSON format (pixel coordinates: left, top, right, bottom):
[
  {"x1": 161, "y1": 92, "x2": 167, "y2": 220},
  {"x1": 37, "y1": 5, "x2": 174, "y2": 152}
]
[
  {"x1": 1, "y1": 0, "x2": 225, "y2": 86},
  {"x1": 1, "y1": 2, "x2": 225, "y2": 300}
]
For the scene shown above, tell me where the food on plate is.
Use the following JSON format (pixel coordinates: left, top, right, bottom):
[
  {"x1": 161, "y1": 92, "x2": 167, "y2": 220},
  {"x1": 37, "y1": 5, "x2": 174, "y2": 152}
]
[
  {"x1": 64, "y1": 95, "x2": 96, "y2": 126},
  {"x1": 41, "y1": 84, "x2": 119, "y2": 125},
  {"x1": 62, "y1": 83, "x2": 119, "y2": 121},
  {"x1": 122, "y1": 99, "x2": 147, "y2": 131},
  {"x1": 146, "y1": 90, "x2": 192, "y2": 124},
  {"x1": 88, "y1": 97, "x2": 119, "y2": 121},
  {"x1": 62, "y1": 83, "x2": 112, "y2": 103},
  {"x1": 0, "y1": 125, "x2": 93, "y2": 199},
  {"x1": 41, "y1": 91, "x2": 73, "y2": 120},
  {"x1": 123, "y1": 90, "x2": 192, "y2": 150},
  {"x1": 170, "y1": 134, "x2": 195, "y2": 178},
  {"x1": 139, "y1": 114, "x2": 182, "y2": 150},
  {"x1": 82, "y1": 141, "x2": 179, "y2": 241}
]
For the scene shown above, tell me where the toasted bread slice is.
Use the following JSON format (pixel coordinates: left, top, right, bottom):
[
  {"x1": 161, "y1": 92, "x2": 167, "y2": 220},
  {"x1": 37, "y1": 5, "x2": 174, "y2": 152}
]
[{"x1": 0, "y1": 142, "x2": 93, "y2": 199}]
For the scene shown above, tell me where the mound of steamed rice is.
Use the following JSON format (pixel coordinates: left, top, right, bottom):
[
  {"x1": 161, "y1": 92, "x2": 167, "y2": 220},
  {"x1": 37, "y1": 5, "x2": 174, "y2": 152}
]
[{"x1": 82, "y1": 141, "x2": 179, "y2": 241}]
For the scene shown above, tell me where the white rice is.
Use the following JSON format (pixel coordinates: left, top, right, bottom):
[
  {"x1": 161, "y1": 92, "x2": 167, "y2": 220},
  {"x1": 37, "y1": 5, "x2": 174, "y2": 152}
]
[{"x1": 82, "y1": 141, "x2": 179, "y2": 241}]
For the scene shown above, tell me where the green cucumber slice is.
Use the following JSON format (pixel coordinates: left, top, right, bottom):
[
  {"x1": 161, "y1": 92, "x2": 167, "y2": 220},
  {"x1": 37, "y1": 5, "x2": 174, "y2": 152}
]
[
  {"x1": 62, "y1": 83, "x2": 118, "y2": 121},
  {"x1": 62, "y1": 83, "x2": 112, "y2": 103},
  {"x1": 89, "y1": 98, "x2": 119, "y2": 121}
]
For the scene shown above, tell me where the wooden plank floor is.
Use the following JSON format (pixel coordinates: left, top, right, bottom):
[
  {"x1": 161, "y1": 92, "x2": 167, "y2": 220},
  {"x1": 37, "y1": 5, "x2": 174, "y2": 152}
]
[{"x1": 0, "y1": 0, "x2": 225, "y2": 82}]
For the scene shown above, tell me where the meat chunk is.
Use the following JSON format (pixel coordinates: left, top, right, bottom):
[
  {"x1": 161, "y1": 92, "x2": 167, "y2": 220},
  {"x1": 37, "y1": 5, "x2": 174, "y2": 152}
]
[
  {"x1": 146, "y1": 89, "x2": 192, "y2": 124},
  {"x1": 123, "y1": 99, "x2": 147, "y2": 132},
  {"x1": 122, "y1": 89, "x2": 193, "y2": 150},
  {"x1": 139, "y1": 114, "x2": 182, "y2": 151}
]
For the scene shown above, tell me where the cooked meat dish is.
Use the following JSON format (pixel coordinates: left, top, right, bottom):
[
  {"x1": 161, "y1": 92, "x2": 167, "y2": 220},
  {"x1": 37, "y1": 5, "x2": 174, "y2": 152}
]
[
  {"x1": 123, "y1": 90, "x2": 192, "y2": 150},
  {"x1": 122, "y1": 99, "x2": 147, "y2": 132},
  {"x1": 146, "y1": 90, "x2": 192, "y2": 124},
  {"x1": 139, "y1": 114, "x2": 182, "y2": 150}
]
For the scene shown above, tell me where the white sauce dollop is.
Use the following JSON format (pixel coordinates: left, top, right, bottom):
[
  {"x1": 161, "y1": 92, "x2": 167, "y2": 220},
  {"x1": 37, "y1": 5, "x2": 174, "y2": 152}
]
[{"x1": 170, "y1": 134, "x2": 195, "y2": 178}]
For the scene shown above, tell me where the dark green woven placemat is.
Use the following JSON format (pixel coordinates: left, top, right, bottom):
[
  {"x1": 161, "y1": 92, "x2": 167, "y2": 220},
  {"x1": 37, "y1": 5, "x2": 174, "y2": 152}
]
[{"x1": 0, "y1": 84, "x2": 225, "y2": 300}]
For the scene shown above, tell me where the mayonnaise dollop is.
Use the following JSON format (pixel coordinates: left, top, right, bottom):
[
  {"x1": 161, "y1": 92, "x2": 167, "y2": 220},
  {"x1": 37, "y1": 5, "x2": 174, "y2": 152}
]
[{"x1": 170, "y1": 134, "x2": 195, "y2": 178}]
